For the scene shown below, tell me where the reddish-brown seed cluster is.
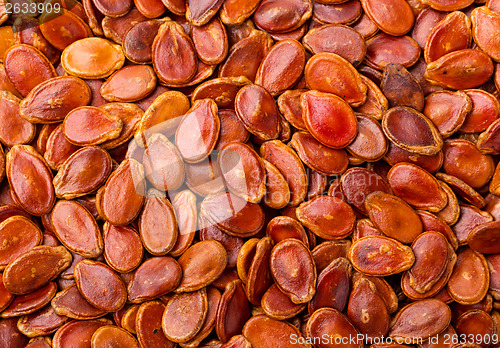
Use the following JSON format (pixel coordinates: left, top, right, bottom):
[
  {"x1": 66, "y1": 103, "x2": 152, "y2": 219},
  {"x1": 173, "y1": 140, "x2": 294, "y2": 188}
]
[{"x1": 1, "y1": 0, "x2": 500, "y2": 347}]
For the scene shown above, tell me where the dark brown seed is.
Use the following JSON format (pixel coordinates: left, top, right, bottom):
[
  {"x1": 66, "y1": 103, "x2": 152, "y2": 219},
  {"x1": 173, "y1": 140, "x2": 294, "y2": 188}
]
[{"x1": 381, "y1": 63, "x2": 424, "y2": 111}]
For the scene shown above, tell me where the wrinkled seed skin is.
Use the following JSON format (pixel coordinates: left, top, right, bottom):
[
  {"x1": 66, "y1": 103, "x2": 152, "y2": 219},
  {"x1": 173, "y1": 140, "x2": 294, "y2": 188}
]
[{"x1": 381, "y1": 63, "x2": 424, "y2": 111}]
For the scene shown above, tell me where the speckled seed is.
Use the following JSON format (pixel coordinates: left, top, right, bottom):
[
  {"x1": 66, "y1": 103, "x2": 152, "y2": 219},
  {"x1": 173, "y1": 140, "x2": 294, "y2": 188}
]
[
  {"x1": 74, "y1": 260, "x2": 127, "y2": 312},
  {"x1": 127, "y1": 257, "x2": 182, "y2": 303},
  {"x1": 270, "y1": 239, "x2": 316, "y2": 304},
  {"x1": 162, "y1": 289, "x2": 208, "y2": 343},
  {"x1": 296, "y1": 195, "x2": 356, "y2": 240},
  {"x1": 175, "y1": 240, "x2": 228, "y2": 292},
  {"x1": 51, "y1": 200, "x2": 103, "y2": 258},
  {"x1": 3, "y1": 246, "x2": 72, "y2": 295},
  {"x1": 20, "y1": 76, "x2": 92, "y2": 124},
  {"x1": 389, "y1": 299, "x2": 451, "y2": 342},
  {"x1": 447, "y1": 247, "x2": 489, "y2": 305},
  {"x1": 348, "y1": 236, "x2": 415, "y2": 276}
]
